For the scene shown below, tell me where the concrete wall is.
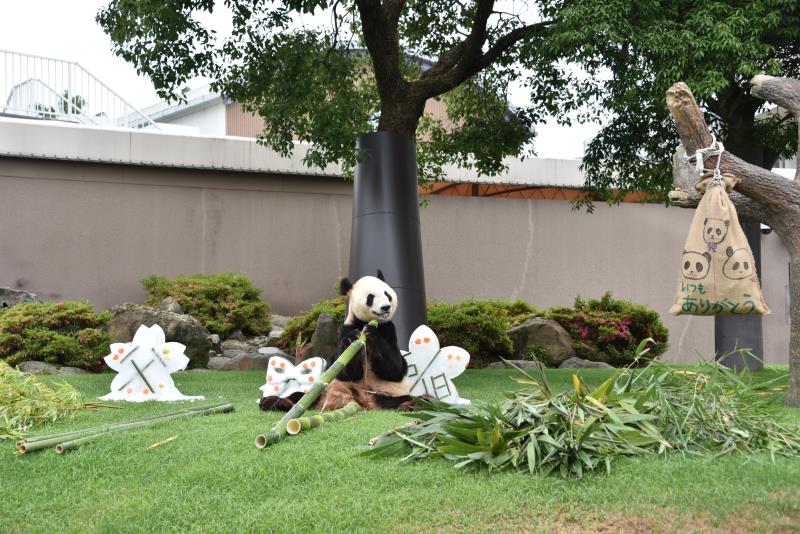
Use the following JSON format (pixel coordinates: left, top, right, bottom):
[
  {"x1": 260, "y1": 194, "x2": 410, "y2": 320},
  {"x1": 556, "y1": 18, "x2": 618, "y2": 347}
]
[{"x1": 0, "y1": 156, "x2": 790, "y2": 364}]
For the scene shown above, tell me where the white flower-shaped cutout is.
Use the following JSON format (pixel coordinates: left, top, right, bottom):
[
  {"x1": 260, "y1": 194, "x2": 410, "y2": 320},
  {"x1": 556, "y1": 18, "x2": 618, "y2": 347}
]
[
  {"x1": 100, "y1": 324, "x2": 203, "y2": 402},
  {"x1": 402, "y1": 325, "x2": 470, "y2": 405},
  {"x1": 259, "y1": 356, "x2": 326, "y2": 399}
]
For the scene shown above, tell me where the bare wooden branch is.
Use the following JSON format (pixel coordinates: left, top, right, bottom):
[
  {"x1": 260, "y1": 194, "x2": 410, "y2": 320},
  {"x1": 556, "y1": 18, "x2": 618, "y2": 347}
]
[
  {"x1": 666, "y1": 82, "x2": 800, "y2": 235},
  {"x1": 750, "y1": 75, "x2": 800, "y2": 182}
]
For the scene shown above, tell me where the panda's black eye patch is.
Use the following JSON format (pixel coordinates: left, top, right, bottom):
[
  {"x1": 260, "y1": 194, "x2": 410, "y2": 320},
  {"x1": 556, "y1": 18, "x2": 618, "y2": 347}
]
[
  {"x1": 366, "y1": 294, "x2": 374, "y2": 306},
  {"x1": 684, "y1": 261, "x2": 690, "y2": 270},
  {"x1": 385, "y1": 291, "x2": 392, "y2": 302},
  {"x1": 733, "y1": 262, "x2": 740, "y2": 270},
  {"x1": 696, "y1": 262, "x2": 703, "y2": 272},
  {"x1": 744, "y1": 262, "x2": 749, "y2": 270}
]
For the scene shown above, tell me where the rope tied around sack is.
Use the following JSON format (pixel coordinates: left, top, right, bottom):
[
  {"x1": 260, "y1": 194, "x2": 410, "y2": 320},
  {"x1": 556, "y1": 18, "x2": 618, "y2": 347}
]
[{"x1": 686, "y1": 135, "x2": 738, "y2": 194}]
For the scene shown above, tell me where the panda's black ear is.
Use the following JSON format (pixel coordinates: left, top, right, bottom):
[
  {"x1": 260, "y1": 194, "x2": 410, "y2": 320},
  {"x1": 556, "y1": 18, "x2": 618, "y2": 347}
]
[
  {"x1": 339, "y1": 278, "x2": 353, "y2": 296},
  {"x1": 703, "y1": 252, "x2": 711, "y2": 261},
  {"x1": 376, "y1": 269, "x2": 386, "y2": 282}
]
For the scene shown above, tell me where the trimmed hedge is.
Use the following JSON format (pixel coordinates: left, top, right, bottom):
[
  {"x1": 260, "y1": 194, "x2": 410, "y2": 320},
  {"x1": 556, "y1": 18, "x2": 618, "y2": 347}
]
[
  {"x1": 545, "y1": 292, "x2": 669, "y2": 366},
  {"x1": 0, "y1": 301, "x2": 112, "y2": 371},
  {"x1": 141, "y1": 273, "x2": 271, "y2": 338}
]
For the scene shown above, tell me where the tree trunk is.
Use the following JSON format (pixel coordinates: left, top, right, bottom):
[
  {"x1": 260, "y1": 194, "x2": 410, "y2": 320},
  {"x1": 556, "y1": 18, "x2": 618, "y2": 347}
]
[
  {"x1": 666, "y1": 79, "x2": 800, "y2": 405},
  {"x1": 348, "y1": 131, "x2": 427, "y2": 345}
]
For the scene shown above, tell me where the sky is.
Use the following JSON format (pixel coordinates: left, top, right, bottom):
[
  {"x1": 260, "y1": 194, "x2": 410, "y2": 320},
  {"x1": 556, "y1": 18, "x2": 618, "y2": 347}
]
[{"x1": 0, "y1": 0, "x2": 599, "y2": 159}]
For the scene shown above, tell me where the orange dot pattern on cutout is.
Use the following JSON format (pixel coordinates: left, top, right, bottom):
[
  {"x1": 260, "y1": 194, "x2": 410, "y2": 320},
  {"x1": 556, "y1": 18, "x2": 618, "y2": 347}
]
[
  {"x1": 424, "y1": 337, "x2": 431, "y2": 343},
  {"x1": 113, "y1": 355, "x2": 119, "y2": 361},
  {"x1": 267, "y1": 375, "x2": 273, "y2": 382},
  {"x1": 143, "y1": 388, "x2": 150, "y2": 395},
  {"x1": 415, "y1": 339, "x2": 421, "y2": 345},
  {"x1": 280, "y1": 362, "x2": 286, "y2": 368},
  {"x1": 310, "y1": 361, "x2": 316, "y2": 368},
  {"x1": 273, "y1": 385, "x2": 280, "y2": 392},
  {"x1": 118, "y1": 348, "x2": 125, "y2": 354},
  {"x1": 127, "y1": 387, "x2": 133, "y2": 394},
  {"x1": 302, "y1": 363, "x2": 308, "y2": 369},
  {"x1": 447, "y1": 354, "x2": 453, "y2": 360},
  {"x1": 308, "y1": 376, "x2": 315, "y2": 382},
  {"x1": 270, "y1": 360, "x2": 275, "y2": 366}
]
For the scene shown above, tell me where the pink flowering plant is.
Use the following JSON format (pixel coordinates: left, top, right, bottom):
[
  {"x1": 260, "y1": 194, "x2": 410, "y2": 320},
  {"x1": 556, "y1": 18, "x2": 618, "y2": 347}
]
[{"x1": 545, "y1": 292, "x2": 668, "y2": 365}]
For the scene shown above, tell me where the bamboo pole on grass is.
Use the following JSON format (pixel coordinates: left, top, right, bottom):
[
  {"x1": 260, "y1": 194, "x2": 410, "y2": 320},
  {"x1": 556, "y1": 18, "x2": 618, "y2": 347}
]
[
  {"x1": 285, "y1": 401, "x2": 360, "y2": 435},
  {"x1": 54, "y1": 403, "x2": 234, "y2": 454},
  {"x1": 255, "y1": 321, "x2": 376, "y2": 449},
  {"x1": 16, "y1": 403, "x2": 232, "y2": 454}
]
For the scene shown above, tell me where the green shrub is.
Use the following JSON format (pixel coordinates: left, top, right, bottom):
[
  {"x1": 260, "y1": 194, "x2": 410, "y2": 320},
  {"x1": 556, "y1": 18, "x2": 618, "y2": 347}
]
[
  {"x1": 544, "y1": 292, "x2": 668, "y2": 366},
  {"x1": 428, "y1": 300, "x2": 537, "y2": 367},
  {"x1": 0, "y1": 301, "x2": 112, "y2": 371},
  {"x1": 141, "y1": 273, "x2": 271, "y2": 338},
  {"x1": 278, "y1": 296, "x2": 346, "y2": 352},
  {"x1": 279, "y1": 298, "x2": 535, "y2": 366}
]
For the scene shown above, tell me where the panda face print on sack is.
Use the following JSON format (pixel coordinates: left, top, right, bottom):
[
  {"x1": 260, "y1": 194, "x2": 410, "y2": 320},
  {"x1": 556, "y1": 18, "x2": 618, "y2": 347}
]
[
  {"x1": 681, "y1": 250, "x2": 711, "y2": 280},
  {"x1": 723, "y1": 246, "x2": 755, "y2": 280},
  {"x1": 703, "y1": 217, "x2": 730, "y2": 250}
]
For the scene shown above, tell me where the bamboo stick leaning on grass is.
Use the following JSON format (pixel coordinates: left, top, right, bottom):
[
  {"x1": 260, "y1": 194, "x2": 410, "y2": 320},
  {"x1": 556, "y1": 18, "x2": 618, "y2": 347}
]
[
  {"x1": 55, "y1": 403, "x2": 234, "y2": 455},
  {"x1": 255, "y1": 320, "x2": 377, "y2": 449},
  {"x1": 285, "y1": 401, "x2": 360, "y2": 435},
  {"x1": 16, "y1": 403, "x2": 227, "y2": 452},
  {"x1": 16, "y1": 402, "x2": 233, "y2": 454}
]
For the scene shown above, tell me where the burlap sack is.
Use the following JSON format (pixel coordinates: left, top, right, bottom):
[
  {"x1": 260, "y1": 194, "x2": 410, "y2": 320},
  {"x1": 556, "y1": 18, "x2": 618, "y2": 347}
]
[{"x1": 669, "y1": 180, "x2": 770, "y2": 316}]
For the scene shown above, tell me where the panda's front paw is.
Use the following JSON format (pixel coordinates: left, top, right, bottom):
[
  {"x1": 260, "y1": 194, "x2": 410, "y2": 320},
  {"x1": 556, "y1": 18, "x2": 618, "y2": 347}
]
[{"x1": 364, "y1": 322, "x2": 378, "y2": 337}]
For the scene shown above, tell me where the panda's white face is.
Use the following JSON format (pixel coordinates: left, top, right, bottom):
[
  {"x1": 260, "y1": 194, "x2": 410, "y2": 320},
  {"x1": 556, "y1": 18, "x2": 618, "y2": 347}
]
[{"x1": 347, "y1": 276, "x2": 397, "y2": 323}]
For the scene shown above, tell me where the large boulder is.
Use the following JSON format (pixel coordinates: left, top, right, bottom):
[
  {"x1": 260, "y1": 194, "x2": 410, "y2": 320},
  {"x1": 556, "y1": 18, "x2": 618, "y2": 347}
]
[
  {"x1": 0, "y1": 288, "x2": 41, "y2": 309},
  {"x1": 559, "y1": 357, "x2": 614, "y2": 369},
  {"x1": 156, "y1": 296, "x2": 184, "y2": 315},
  {"x1": 307, "y1": 313, "x2": 339, "y2": 360},
  {"x1": 507, "y1": 318, "x2": 575, "y2": 367},
  {"x1": 210, "y1": 349, "x2": 292, "y2": 371},
  {"x1": 104, "y1": 303, "x2": 212, "y2": 368},
  {"x1": 17, "y1": 361, "x2": 89, "y2": 375}
]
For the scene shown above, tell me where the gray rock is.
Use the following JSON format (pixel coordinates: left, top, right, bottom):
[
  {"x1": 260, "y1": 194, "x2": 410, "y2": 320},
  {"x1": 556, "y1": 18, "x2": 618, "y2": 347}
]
[
  {"x1": 0, "y1": 288, "x2": 42, "y2": 309},
  {"x1": 559, "y1": 357, "x2": 614, "y2": 369},
  {"x1": 227, "y1": 330, "x2": 246, "y2": 341},
  {"x1": 270, "y1": 314, "x2": 291, "y2": 330},
  {"x1": 156, "y1": 296, "x2": 184, "y2": 315},
  {"x1": 189, "y1": 367, "x2": 212, "y2": 372},
  {"x1": 266, "y1": 330, "x2": 284, "y2": 348},
  {"x1": 308, "y1": 313, "x2": 339, "y2": 361},
  {"x1": 104, "y1": 303, "x2": 212, "y2": 368},
  {"x1": 257, "y1": 346, "x2": 289, "y2": 357},
  {"x1": 57, "y1": 366, "x2": 89, "y2": 375},
  {"x1": 217, "y1": 351, "x2": 290, "y2": 371},
  {"x1": 207, "y1": 356, "x2": 231, "y2": 370},
  {"x1": 507, "y1": 318, "x2": 575, "y2": 367},
  {"x1": 209, "y1": 334, "x2": 221, "y2": 346},
  {"x1": 220, "y1": 339, "x2": 256, "y2": 359},
  {"x1": 487, "y1": 360, "x2": 539, "y2": 369},
  {"x1": 18, "y1": 361, "x2": 60, "y2": 375}
]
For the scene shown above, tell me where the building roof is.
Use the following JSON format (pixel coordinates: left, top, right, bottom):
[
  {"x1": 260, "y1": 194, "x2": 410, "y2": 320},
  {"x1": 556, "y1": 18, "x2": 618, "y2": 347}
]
[{"x1": 0, "y1": 116, "x2": 586, "y2": 187}]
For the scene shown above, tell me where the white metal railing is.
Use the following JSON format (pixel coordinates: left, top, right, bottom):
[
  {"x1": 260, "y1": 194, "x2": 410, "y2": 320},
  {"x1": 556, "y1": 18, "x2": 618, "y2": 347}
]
[{"x1": 0, "y1": 49, "x2": 159, "y2": 129}]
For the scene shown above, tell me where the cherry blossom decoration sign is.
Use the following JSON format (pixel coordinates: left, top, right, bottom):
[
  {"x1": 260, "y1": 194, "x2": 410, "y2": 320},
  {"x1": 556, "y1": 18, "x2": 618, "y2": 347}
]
[
  {"x1": 403, "y1": 325, "x2": 470, "y2": 405},
  {"x1": 259, "y1": 356, "x2": 326, "y2": 398},
  {"x1": 100, "y1": 324, "x2": 204, "y2": 402}
]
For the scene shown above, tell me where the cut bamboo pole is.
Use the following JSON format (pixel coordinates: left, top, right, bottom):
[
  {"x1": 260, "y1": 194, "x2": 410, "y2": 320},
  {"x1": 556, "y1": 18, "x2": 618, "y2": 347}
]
[
  {"x1": 286, "y1": 401, "x2": 360, "y2": 435},
  {"x1": 55, "y1": 403, "x2": 234, "y2": 455},
  {"x1": 255, "y1": 321, "x2": 376, "y2": 449},
  {"x1": 17, "y1": 402, "x2": 229, "y2": 452}
]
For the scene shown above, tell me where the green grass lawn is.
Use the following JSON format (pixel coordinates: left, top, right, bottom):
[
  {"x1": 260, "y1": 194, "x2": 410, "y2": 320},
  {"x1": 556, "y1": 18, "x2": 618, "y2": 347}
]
[{"x1": 2, "y1": 368, "x2": 799, "y2": 534}]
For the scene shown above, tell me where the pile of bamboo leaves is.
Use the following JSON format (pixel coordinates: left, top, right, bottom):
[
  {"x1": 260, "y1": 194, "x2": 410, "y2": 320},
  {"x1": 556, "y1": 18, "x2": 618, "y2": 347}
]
[
  {"x1": 366, "y1": 341, "x2": 800, "y2": 477},
  {"x1": 0, "y1": 360, "x2": 87, "y2": 439}
]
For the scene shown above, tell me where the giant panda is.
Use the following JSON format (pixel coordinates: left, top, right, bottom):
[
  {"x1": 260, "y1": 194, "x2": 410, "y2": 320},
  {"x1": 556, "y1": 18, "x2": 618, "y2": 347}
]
[{"x1": 259, "y1": 270, "x2": 414, "y2": 412}]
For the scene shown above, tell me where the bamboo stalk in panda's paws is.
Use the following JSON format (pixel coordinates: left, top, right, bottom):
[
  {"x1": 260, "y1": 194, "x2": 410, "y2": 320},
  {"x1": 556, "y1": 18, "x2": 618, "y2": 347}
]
[
  {"x1": 255, "y1": 321, "x2": 376, "y2": 449},
  {"x1": 285, "y1": 401, "x2": 361, "y2": 435}
]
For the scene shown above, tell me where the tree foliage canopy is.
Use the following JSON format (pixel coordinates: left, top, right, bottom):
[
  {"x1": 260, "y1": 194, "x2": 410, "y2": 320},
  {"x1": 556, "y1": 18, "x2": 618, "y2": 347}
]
[
  {"x1": 539, "y1": 0, "x2": 800, "y2": 206},
  {"x1": 98, "y1": 1, "x2": 800, "y2": 197}
]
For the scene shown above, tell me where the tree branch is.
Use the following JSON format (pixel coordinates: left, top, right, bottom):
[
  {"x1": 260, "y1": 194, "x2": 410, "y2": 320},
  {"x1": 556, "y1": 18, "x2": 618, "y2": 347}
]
[
  {"x1": 666, "y1": 82, "x2": 798, "y2": 212},
  {"x1": 414, "y1": 19, "x2": 550, "y2": 100},
  {"x1": 666, "y1": 81, "x2": 800, "y2": 254},
  {"x1": 355, "y1": 0, "x2": 405, "y2": 100},
  {"x1": 750, "y1": 74, "x2": 800, "y2": 182}
]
